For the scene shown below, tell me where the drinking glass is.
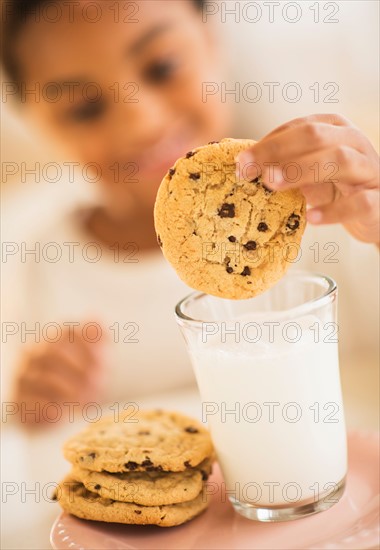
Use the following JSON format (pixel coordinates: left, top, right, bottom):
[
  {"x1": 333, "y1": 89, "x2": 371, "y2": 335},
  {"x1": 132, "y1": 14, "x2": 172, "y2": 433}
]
[{"x1": 175, "y1": 271, "x2": 347, "y2": 522}]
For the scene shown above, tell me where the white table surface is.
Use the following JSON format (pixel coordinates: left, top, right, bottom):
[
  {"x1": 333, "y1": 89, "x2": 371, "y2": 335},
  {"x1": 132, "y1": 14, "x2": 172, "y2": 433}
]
[{"x1": 1, "y1": 358, "x2": 379, "y2": 550}]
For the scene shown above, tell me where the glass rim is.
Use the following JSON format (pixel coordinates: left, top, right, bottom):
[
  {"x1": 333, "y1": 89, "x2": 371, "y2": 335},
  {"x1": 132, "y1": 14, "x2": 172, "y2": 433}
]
[{"x1": 175, "y1": 271, "x2": 337, "y2": 325}]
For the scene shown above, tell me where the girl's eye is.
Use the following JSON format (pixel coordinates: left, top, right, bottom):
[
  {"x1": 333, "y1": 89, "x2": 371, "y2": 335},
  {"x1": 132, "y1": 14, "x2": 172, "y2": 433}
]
[
  {"x1": 144, "y1": 58, "x2": 179, "y2": 84},
  {"x1": 68, "y1": 101, "x2": 105, "y2": 122}
]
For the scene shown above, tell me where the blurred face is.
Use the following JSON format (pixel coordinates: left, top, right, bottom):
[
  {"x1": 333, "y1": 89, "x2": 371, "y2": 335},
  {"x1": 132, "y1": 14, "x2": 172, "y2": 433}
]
[{"x1": 16, "y1": 0, "x2": 230, "y2": 217}]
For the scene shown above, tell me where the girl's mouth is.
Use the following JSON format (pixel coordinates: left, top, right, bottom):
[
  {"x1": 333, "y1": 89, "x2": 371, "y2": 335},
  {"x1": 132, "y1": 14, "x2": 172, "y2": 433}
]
[{"x1": 119, "y1": 129, "x2": 199, "y2": 181}]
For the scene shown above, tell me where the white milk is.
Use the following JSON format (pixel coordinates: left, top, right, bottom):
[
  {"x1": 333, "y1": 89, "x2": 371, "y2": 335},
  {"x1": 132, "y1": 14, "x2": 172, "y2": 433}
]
[{"x1": 191, "y1": 315, "x2": 347, "y2": 507}]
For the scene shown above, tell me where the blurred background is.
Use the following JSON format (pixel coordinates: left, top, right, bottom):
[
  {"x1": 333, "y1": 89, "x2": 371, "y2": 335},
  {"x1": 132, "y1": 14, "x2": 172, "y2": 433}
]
[{"x1": 1, "y1": 1, "x2": 379, "y2": 549}]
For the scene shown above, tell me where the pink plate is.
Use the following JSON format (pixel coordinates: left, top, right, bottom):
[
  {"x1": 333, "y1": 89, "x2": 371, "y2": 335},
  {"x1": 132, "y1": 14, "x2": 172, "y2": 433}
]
[{"x1": 50, "y1": 431, "x2": 379, "y2": 550}]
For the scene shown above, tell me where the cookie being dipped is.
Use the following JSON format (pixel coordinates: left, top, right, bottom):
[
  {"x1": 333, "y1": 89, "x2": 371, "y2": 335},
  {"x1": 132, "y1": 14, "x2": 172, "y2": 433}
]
[{"x1": 154, "y1": 138, "x2": 306, "y2": 299}]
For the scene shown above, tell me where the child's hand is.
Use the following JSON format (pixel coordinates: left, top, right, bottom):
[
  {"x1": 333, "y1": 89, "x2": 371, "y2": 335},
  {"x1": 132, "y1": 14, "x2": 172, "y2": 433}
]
[
  {"x1": 237, "y1": 114, "x2": 380, "y2": 244},
  {"x1": 12, "y1": 325, "x2": 105, "y2": 428}
]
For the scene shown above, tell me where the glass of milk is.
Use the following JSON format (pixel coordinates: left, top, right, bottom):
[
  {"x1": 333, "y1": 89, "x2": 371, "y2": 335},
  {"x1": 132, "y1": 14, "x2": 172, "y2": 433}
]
[{"x1": 175, "y1": 271, "x2": 347, "y2": 522}]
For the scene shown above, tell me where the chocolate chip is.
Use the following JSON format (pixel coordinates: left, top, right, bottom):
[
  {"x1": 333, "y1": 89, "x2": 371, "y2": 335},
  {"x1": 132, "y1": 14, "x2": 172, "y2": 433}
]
[
  {"x1": 189, "y1": 172, "x2": 200, "y2": 180},
  {"x1": 226, "y1": 266, "x2": 233, "y2": 274},
  {"x1": 184, "y1": 460, "x2": 192, "y2": 468},
  {"x1": 208, "y1": 140, "x2": 219, "y2": 144},
  {"x1": 142, "y1": 459, "x2": 153, "y2": 467},
  {"x1": 125, "y1": 461, "x2": 138, "y2": 470},
  {"x1": 51, "y1": 491, "x2": 57, "y2": 501},
  {"x1": 168, "y1": 168, "x2": 175, "y2": 178},
  {"x1": 257, "y1": 222, "x2": 268, "y2": 232},
  {"x1": 160, "y1": 515, "x2": 167, "y2": 520},
  {"x1": 157, "y1": 235, "x2": 162, "y2": 247},
  {"x1": 186, "y1": 151, "x2": 195, "y2": 158},
  {"x1": 218, "y1": 203, "x2": 235, "y2": 218},
  {"x1": 94, "y1": 484, "x2": 101, "y2": 490},
  {"x1": 228, "y1": 235, "x2": 236, "y2": 242},
  {"x1": 243, "y1": 241, "x2": 257, "y2": 251},
  {"x1": 184, "y1": 426, "x2": 199, "y2": 434},
  {"x1": 134, "y1": 510, "x2": 142, "y2": 515},
  {"x1": 201, "y1": 470, "x2": 209, "y2": 481},
  {"x1": 286, "y1": 213, "x2": 300, "y2": 231},
  {"x1": 88, "y1": 452, "x2": 96, "y2": 460},
  {"x1": 250, "y1": 177, "x2": 260, "y2": 184},
  {"x1": 138, "y1": 430, "x2": 150, "y2": 435},
  {"x1": 241, "y1": 266, "x2": 251, "y2": 276}
]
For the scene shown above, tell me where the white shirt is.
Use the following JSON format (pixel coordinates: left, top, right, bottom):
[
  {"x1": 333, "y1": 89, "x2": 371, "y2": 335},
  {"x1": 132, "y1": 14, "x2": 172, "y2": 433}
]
[{"x1": 2, "y1": 202, "x2": 196, "y2": 401}]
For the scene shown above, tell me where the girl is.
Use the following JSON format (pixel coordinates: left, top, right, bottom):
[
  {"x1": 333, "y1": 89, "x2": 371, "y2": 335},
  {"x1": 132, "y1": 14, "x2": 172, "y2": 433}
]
[{"x1": 2, "y1": 0, "x2": 379, "y2": 426}]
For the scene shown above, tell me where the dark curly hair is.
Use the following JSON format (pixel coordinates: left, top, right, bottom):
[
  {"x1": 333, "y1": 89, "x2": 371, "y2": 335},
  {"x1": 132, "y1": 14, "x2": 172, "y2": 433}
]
[{"x1": 1, "y1": 0, "x2": 205, "y2": 85}]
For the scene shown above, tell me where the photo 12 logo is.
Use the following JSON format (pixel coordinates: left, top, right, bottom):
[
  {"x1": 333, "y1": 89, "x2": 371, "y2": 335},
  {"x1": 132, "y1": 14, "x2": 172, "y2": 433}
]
[
  {"x1": 2, "y1": 400, "x2": 140, "y2": 425},
  {"x1": 202, "y1": 2, "x2": 340, "y2": 24},
  {"x1": 202, "y1": 81, "x2": 339, "y2": 104},
  {"x1": 1, "y1": 1, "x2": 140, "y2": 25},
  {"x1": 202, "y1": 401, "x2": 341, "y2": 424}
]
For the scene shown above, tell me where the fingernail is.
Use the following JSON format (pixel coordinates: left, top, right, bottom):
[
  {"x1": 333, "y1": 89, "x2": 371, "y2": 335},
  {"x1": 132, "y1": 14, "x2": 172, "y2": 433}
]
[
  {"x1": 236, "y1": 151, "x2": 257, "y2": 180},
  {"x1": 307, "y1": 209, "x2": 323, "y2": 223}
]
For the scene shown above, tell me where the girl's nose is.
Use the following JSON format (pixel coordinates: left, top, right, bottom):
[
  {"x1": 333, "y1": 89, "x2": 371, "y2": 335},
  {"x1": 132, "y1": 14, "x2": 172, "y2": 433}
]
[{"x1": 108, "y1": 85, "x2": 172, "y2": 151}]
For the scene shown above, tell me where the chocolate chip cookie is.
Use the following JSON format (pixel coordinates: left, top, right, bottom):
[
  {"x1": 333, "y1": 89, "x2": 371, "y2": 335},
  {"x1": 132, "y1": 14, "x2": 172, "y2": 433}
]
[
  {"x1": 70, "y1": 457, "x2": 212, "y2": 506},
  {"x1": 63, "y1": 409, "x2": 213, "y2": 473},
  {"x1": 154, "y1": 138, "x2": 306, "y2": 299},
  {"x1": 57, "y1": 476, "x2": 209, "y2": 527}
]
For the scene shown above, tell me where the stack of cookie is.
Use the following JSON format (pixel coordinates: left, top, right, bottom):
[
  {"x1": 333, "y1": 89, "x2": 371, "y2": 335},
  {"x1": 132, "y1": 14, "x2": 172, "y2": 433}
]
[{"x1": 56, "y1": 410, "x2": 214, "y2": 527}]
